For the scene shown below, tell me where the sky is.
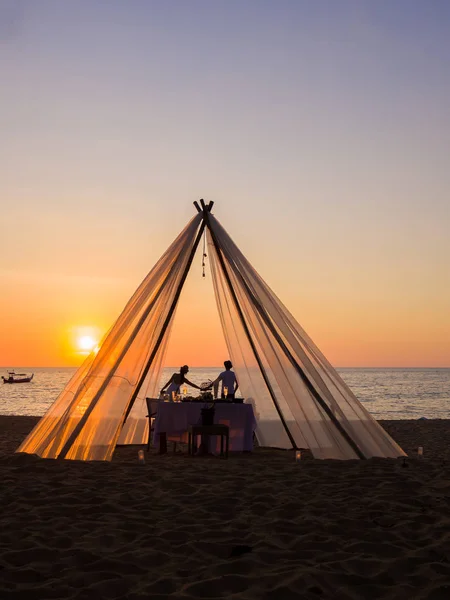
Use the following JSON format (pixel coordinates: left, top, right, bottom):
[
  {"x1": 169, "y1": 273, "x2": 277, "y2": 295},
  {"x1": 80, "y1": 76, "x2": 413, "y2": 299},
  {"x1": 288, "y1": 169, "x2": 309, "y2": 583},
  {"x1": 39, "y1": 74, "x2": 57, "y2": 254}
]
[{"x1": 1, "y1": 0, "x2": 449, "y2": 368}]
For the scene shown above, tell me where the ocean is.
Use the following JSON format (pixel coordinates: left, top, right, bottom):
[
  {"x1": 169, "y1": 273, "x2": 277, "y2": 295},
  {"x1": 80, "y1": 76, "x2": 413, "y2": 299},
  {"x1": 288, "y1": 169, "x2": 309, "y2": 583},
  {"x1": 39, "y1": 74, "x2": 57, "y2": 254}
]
[{"x1": 0, "y1": 367, "x2": 449, "y2": 420}]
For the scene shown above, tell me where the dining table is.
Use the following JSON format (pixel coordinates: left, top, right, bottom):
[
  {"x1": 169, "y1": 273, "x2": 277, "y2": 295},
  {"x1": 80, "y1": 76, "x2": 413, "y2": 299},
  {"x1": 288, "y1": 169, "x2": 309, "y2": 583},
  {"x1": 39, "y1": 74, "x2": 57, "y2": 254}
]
[{"x1": 152, "y1": 401, "x2": 257, "y2": 453}]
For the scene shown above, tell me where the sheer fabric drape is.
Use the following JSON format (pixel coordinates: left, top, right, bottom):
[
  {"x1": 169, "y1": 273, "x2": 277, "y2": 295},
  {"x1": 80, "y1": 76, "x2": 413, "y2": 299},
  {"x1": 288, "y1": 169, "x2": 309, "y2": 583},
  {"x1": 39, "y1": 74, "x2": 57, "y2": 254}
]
[
  {"x1": 207, "y1": 216, "x2": 405, "y2": 459},
  {"x1": 17, "y1": 214, "x2": 202, "y2": 460}
]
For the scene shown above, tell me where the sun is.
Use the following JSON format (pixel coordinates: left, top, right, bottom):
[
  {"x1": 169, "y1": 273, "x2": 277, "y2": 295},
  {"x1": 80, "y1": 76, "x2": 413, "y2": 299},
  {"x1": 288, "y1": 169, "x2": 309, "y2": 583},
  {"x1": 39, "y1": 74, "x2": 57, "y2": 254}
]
[
  {"x1": 68, "y1": 326, "x2": 103, "y2": 360},
  {"x1": 77, "y1": 335, "x2": 97, "y2": 352}
]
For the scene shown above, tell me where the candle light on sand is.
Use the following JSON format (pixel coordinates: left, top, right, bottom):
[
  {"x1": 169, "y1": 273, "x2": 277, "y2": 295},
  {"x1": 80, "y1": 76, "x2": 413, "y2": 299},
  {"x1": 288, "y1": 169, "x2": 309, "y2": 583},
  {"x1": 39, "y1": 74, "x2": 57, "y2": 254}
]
[
  {"x1": 295, "y1": 450, "x2": 302, "y2": 462},
  {"x1": 138, "y1": 450, "x2": 145, "y2": 464},
  {"x1": 418, "y1": 446, "x2": 424, "y2": 457}
]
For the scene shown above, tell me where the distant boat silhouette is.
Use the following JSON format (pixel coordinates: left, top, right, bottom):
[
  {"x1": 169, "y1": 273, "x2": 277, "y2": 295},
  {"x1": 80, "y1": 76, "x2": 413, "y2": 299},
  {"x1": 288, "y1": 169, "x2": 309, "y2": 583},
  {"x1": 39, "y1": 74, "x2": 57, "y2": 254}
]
[{"x1": 2, "y1": 371, "x2": 34, "y2": 384}]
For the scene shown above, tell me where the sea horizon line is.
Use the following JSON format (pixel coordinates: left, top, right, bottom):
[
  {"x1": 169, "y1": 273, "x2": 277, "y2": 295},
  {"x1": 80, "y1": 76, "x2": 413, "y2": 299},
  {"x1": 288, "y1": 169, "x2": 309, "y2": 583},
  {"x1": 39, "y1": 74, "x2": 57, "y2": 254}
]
[{"x1": 1, "y1": 365, "x2": 449, "y2": 370}]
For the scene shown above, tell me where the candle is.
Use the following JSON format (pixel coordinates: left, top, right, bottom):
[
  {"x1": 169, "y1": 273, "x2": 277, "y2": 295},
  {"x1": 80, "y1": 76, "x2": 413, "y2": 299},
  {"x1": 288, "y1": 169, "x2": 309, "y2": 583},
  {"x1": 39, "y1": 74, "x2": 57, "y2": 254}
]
[
  {"x1": 418, "y1": 446, "x2": 423, "y2": 457},
  {"x1": 172, "y1": 391, "x2": 176, "y2": 402},
  {"x1": 138, "y1": 450, "x2": 145, "y2": 464},
  {"x1": 224, "y1": 386, "x2": 228, "y2": 397},
  {"x1": 295, "y1": 450, "x2": 302, "y2": 462}
]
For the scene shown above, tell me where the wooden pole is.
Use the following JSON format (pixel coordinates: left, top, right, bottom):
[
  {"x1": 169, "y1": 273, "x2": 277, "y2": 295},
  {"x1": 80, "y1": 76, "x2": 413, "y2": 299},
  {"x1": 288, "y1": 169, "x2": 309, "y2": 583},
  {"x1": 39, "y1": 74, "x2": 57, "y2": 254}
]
[
  {"x1": 203, "y1": 211, "x2": 298, "y2": 450},
  {"x1": 121, "y1": 218, "x2": 207, "y2": 424}
]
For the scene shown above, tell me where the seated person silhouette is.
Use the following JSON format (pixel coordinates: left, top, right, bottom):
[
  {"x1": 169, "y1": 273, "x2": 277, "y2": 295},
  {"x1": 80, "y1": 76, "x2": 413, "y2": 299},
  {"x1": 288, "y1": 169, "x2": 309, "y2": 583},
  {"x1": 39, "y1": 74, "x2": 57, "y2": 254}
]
[
  {"x1": 160, "y1": 365, "x2": 201, "y2": 400},
  {"x1": 211, "y1": 360, "x2": 239, "y2": 400}
]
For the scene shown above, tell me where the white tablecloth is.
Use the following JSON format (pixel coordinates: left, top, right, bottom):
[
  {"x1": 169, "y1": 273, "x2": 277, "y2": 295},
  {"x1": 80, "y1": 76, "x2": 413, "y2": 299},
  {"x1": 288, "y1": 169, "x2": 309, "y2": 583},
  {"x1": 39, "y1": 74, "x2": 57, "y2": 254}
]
[{"x1": 152, "y1": 402, "x2": 256, "y2": 452}]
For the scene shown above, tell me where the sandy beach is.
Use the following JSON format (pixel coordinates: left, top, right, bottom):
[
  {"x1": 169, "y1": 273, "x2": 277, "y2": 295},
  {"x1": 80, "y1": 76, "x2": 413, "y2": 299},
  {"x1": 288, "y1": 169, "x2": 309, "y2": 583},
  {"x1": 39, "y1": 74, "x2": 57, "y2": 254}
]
[{"x1": 1, "y1": 416, "x2": 449, "y2": 599}]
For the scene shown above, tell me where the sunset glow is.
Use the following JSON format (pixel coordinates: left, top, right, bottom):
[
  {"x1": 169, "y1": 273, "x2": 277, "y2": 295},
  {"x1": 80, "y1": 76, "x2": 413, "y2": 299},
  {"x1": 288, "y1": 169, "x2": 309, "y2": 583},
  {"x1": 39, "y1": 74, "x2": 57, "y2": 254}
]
[
  {"x1": 77, "y1": 336, "x2": 97, "y2": 352},
  {"x1": 66, "y1": 326, "x2": 103, "y2": 359}
]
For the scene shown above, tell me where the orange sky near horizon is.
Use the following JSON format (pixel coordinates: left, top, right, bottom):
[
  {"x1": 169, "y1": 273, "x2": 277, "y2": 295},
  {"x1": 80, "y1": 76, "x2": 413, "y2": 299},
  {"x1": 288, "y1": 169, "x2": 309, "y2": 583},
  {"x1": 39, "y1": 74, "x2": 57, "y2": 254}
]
[{"x1": 0, "y1": 227, "x2": 449, "y2": 369}]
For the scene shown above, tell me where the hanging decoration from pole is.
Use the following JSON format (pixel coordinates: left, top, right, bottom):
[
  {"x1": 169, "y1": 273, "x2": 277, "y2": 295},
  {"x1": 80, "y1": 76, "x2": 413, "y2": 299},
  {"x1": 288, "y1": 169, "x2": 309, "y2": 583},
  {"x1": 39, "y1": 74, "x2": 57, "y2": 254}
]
[
  {"x1": 194, "y1": 199, "x2": 214, "y2": 279},
  {"x1": 201, "y1": 229, "x2": 207, "y2": 277}
]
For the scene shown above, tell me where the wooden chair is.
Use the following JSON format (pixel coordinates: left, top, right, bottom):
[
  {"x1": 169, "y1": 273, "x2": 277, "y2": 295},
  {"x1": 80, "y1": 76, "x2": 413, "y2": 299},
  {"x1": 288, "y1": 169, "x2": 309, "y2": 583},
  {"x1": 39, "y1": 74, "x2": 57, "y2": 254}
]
[
  {"x1": 188, "y1": 424, "x2": 229, "y2": 458},
  {"x1": 146, "y1": 398, "x2": 180, "y2": 454},
  {"x1": 145, "y1": 398, "x2": 159, "y2": 451}
]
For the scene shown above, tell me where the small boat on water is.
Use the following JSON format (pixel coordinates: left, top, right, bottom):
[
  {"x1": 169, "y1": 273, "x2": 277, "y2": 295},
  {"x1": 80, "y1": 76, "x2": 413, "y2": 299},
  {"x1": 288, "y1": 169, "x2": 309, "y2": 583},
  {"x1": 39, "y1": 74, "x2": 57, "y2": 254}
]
[{"x1": 2, "y1": 371, "x2": 34, "y2": 384}]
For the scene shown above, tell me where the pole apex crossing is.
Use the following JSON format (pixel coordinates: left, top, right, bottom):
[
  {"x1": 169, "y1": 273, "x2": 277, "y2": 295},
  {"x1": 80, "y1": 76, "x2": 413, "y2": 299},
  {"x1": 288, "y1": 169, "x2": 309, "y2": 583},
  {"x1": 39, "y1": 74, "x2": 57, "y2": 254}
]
[{"x1": 194, "y1": 199, "x2": 214, "y2": 214}]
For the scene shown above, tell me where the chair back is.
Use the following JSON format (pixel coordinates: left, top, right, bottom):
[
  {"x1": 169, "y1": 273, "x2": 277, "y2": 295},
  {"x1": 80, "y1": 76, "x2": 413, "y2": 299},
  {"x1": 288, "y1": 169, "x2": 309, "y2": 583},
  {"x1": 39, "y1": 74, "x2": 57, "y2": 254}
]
[{"x1": 145, "y1": 397, "x2": 159, "y2": 418}]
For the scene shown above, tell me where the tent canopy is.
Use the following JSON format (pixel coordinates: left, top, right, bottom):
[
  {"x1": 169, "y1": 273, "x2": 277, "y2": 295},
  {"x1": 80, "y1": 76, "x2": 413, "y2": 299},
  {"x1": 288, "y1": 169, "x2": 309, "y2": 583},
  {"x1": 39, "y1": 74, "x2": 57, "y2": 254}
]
[{"x1": 17, "y1": 201, "x2": 405, "y2": 461}]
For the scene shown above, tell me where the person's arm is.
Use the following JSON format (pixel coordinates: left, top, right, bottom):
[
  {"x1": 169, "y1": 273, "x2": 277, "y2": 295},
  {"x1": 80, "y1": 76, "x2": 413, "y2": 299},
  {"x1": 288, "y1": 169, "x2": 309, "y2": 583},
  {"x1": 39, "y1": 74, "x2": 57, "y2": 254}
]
[
  {"x1": 160, "y1": 375, "x2": 174, "y2": 393},
  {"x1": 183, "y1": 377, "x2": 201, "y2": 390},
  {"x1": 234, "y1": 377, "x2": 239, "y2": 393},
  {"x1": 213, "y1": 374, "x2": 223, "y2": 399},
  {"x1": 206, "y1": 376, "x2": 219, "y2": 389}
]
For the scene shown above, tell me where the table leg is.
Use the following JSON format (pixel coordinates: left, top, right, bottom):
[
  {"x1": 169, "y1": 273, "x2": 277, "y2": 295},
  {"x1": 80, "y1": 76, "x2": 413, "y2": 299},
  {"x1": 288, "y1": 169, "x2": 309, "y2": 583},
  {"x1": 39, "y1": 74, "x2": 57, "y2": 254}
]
[
  {"x1": 147, "y1": 423, "x2": 151, "y2": 451},
  {"x1": 199, "y1": 434, "x2": 208, "y2": 455},
  {"x1": 159, "y1": 432, "x2": 167, "y2": 455}
]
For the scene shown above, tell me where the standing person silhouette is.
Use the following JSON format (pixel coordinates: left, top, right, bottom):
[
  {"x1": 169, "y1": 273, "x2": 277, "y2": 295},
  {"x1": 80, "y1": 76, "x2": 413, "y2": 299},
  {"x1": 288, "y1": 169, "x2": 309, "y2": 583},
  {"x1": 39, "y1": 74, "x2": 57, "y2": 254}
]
[
  {"x1": 212, "y1": 360, "x2": 239, "y2": 399},
  {"x1": 160, "y1": 365, "x2": 201, "y2": 399}
]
